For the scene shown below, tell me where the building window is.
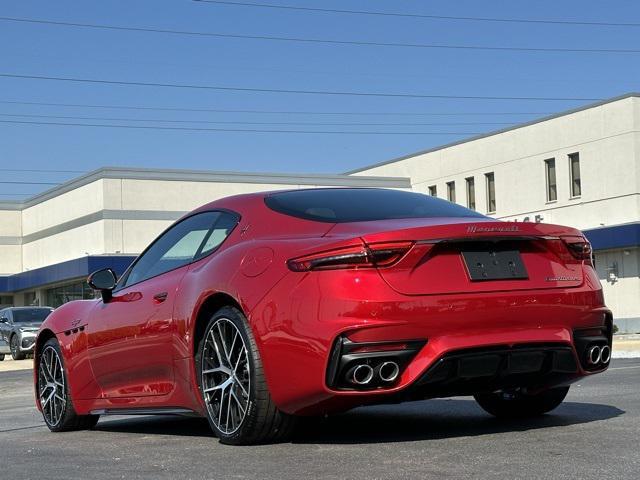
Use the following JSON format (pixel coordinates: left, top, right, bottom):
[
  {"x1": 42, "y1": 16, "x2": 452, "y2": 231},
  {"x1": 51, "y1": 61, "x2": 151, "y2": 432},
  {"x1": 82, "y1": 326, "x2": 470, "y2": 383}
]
[
  {"x1": 485, "y1": 172, "x2": 496, "y2": 213},
  {"x1": 428, "y1": 185, "x2": 437, "y2": 197},
  {"x1": 446, "y1": 181, "x2": 456, "y2": 203},
  {"x1": 465, "y1": 177, "x2": 476, "y2": 210},
  {"x1": 544, "y1": 158, "x2": 557, "y2": 202},
  {"x1": 0, "y1": 295, "x2": 13, "y2": 307},
  {"x1": 24, "y1": 291, "x2": 38, "y2": 306},
  {"x1": 569, "y1": 152, "x2": 581, "y2": 197},
  {"x1": 45, "y1": 281, "x2": 95, "y2": 308}
]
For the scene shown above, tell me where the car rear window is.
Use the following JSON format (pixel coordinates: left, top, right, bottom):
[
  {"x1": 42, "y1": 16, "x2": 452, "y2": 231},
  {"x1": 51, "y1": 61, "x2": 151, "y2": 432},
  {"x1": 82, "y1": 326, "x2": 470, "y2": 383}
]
[
  {"x1": 12, "y1": 308, "x2": 53, "y2": 323},
  {"x1": 265, "y1": 188, "x2": 485, "y2": 223}
]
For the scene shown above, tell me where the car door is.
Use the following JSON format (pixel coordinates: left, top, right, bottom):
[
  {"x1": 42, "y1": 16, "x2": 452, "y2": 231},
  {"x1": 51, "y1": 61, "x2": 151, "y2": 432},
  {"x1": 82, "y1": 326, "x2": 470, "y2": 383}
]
[{"x1": 86, "y1": 211, "x2": 221, "y2": 399}]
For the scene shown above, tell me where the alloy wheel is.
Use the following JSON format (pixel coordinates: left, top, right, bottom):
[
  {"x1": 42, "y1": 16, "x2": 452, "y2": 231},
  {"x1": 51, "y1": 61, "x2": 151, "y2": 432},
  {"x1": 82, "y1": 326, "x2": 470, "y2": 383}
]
[
  {"x1": 201, "y1": 318, "x2": 251, "y2": 435},
  {"x1": 38, "y1": 346, "x2": 66, "y2": 427}
]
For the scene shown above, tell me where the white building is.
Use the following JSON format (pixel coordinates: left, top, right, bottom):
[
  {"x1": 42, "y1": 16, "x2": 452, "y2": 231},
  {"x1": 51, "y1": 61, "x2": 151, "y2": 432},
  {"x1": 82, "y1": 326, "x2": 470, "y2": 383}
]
[
  {"x1": 350, "y1": 93, "x2": 640, "y2": 333},
  {"x1": 1, "y1": 93, "x2": 638, "y2": 332}
]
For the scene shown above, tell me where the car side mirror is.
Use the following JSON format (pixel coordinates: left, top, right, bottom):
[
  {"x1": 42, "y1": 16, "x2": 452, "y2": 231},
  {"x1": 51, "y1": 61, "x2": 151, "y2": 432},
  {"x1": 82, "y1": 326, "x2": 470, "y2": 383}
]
[
  {"x1": 88, "y1": 268, "x2": 118, "y2": 303},
  {"x1": 0, "y1": 317, "x2": 7, "y2": 324}
]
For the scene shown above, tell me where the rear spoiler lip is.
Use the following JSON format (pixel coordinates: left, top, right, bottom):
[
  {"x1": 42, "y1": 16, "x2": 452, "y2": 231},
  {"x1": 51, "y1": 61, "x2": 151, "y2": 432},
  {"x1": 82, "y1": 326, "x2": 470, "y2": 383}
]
[
  {"x1": 357, "y1": 220, "x2": 585, "y2": 243},
  {"x1": 403, "y1": 234, "x2": 582, "y2": 245}
]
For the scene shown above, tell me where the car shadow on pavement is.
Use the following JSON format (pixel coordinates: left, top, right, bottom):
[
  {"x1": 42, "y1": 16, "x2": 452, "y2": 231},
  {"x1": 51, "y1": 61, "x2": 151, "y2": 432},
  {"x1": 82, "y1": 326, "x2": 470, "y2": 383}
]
[
  {"x1": 292, "y1": 399, "x2": 625, "y2": 444},
  {"x1": 93, "y1": 398, "x2": 624, "y2": 444}
]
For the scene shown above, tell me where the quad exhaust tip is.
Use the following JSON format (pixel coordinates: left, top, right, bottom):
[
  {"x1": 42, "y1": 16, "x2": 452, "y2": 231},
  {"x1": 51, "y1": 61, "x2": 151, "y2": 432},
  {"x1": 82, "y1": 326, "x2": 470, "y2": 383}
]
[
  {"x1": 600, "y1": 345, "x2": 611, "y2": 364},
  {"x1": 347, "y1": 361, "x2": 401, "y2": 387},
  {"x1": 378, "y1": 361, "x2": 400, "y2": 383},
  {"x1": 587, "y1": 345, "x2": 602, "y2": 365},
  {"x1": 349, "y1": 364, "x2": 374, "y2": 385},
  {"x1": 586, "y1": 344, "x2": 611, "y2": 366}
]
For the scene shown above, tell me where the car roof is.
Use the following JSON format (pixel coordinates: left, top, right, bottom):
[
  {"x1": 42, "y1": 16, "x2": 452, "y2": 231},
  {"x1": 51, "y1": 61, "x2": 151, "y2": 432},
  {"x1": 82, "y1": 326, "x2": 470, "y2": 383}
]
[
  {"x1": 193, "y1": 189, "x2": 294, "y2": 212},
  {"x1": 193, "y1": 187, "x2": 388, "y2": 214}
]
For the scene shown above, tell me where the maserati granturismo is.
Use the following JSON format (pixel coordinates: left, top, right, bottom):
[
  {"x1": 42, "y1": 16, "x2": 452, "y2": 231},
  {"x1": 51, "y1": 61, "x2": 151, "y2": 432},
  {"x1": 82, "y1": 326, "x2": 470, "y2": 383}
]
[{"x1": 34, "y1": 188, "x2": 612, "y2": 444}]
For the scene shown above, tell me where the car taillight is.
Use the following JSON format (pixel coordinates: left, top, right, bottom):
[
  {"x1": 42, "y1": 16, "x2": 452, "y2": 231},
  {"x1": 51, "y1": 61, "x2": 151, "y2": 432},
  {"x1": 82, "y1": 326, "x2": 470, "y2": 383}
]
[
  {"x1": 287, "y1": 241, "x2": 414, "y2": 272},
  {"x1": 561, "y1": 236, "x2": 593, "y2": 266}
]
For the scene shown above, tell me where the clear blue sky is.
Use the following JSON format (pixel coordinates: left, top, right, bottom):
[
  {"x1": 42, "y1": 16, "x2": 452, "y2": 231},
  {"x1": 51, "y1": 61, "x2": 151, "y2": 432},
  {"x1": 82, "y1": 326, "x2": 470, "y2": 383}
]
[{"x1": 1, "y1": 0, "x2": 639, "y2": 198}]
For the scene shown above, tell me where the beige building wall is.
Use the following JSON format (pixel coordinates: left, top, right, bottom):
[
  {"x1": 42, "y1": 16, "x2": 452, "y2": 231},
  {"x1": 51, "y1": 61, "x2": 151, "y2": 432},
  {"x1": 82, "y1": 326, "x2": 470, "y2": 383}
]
[
  {"x1": 0, "y1": 209, "x2": 22, "y2": 274},
  {"x1": 21, "y1": 223, "x2": 106, "y2": 271},
  {"x1": 21, "y1": 180, "x2": 105, "y2": 236}
]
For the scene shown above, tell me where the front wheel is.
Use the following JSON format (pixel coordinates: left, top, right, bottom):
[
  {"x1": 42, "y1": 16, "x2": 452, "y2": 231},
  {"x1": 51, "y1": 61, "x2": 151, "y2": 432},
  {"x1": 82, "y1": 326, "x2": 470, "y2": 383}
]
[
  {"x1": 196, "y1": 306, "x2": 296, "y2": 445},
  {"x1": 38, "y1": 338, "x2": 100, "y2": 431},
  {"x1": 474, "y1": 386, "x2": 570, "y2": 418},
  {"x1": 10, "y1": 335, "x2": 26, "y2": 360},
  {"x1": 0, "y1": 353, "x2": 4, "y2": 361}
]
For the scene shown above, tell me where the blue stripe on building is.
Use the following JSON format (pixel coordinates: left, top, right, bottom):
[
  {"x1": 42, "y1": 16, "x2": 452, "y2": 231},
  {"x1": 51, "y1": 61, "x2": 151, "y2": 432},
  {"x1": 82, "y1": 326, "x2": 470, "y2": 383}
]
[
  {"x1": 583, "y1": 222, "x2": 640, "y2": 251},
  {"x1": 0, "y1": 255, "x2": 136, "y2": 293}
]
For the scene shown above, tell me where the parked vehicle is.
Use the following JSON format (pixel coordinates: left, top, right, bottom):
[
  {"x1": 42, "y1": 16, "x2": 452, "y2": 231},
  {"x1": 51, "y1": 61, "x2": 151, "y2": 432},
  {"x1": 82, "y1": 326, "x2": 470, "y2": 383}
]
[
  {"x1": 0, "y1": 307, "x2": 54, "y2": 360},
  {"x1": 34, "y1": 188, "x2": 611, "y2": 444}
]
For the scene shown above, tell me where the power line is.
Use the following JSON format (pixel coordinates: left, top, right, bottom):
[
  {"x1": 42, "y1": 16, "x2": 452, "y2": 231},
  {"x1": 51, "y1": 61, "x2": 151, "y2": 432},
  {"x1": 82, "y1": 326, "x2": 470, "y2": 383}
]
[
  {"x1": 193, "y1": 1, "x2": 640, "y2": 28},
  {"x1": 0, "y1": 119, "x2": 483, "y2": 135},
  {"x1": 0, "y1": 73, "x2": 603, "y2": 101},
  {"x1": 0, "y1": 112, "x2": 514, "y2": 127},
  {"x1": 0, "y1": 100, "x2": 552, "y2": 116},
  {"x1": 0, "y1": 167, "x2": 84, "y2": 173},
  {"x1": 0, "y1": 180, "x2": 61, "y2": 185},
  {"x1": 2, "y1": 16, "x2": 640, "y2": 53}
]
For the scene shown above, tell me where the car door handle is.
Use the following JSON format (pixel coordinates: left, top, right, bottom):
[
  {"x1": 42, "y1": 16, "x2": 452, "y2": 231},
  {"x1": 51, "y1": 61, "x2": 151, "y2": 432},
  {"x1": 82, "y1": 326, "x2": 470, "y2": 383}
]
[{"x1": 153, "y1": 292, "x2": 168, "y2": 303}]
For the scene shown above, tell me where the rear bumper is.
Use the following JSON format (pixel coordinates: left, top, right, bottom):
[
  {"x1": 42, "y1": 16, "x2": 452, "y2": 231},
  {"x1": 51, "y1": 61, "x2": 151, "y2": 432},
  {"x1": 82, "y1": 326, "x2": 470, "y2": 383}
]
[
  {"x1": 410, "y1": 343, "x2": 583, "y2": 398},
  {"x1": 252, "y1": 269, "x2": 611, "y2": 415}
]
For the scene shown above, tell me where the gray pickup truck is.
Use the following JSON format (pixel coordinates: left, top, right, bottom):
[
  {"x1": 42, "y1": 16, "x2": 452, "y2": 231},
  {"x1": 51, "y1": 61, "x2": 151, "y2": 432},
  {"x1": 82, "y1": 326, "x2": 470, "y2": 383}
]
[{"x1": 0, "y1": 307, "x2": 54, "y2": 360}]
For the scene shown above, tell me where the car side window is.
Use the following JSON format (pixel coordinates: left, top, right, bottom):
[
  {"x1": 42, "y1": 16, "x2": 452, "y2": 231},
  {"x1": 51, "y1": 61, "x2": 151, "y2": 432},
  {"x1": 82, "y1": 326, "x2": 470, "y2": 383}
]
[
  {"x1": 195, "y1": 212, "x2": 239, "y2": 260},
  {"x1": 122, "y1": 212, "x2": 221, "y2": 288}
]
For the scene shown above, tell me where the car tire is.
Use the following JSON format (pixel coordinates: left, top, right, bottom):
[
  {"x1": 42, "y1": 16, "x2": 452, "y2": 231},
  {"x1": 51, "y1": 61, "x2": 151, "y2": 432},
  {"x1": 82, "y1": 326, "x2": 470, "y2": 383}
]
[
  {"x1": 0, "y1": 353, "x2": 4, "y2": 361},
  {"x1": 10, "y1": 334, "x2": 26, "y2": 360},
  {"x1": 196, "y1": 306, "x2": 296, "y2": 445},
  {"x1": 37, "y1": 337, "x2": 100, "y2": 432},
  {"x1": 474, "y1": 386, "x2": 570, "y2": 418}
]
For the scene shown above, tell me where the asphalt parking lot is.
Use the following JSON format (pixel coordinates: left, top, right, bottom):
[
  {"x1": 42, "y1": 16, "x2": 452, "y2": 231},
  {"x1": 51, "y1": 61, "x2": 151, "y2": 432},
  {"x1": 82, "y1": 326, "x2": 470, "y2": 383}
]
[{"x1": 1, "y1": 360, "x2": 638, "y2": 480}]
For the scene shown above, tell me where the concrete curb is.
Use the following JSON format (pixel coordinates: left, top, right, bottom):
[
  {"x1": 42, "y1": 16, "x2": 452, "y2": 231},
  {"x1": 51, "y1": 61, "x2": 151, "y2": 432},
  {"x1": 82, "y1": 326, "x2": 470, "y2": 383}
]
[
  {"x1": 0, "y1": 358, "x2": 33, "y2": 373},
  {"x1": 614, "y1": 334, "x2": 640, "y2": 340},
  {"x1": 612, "y1": 337, "x2": 640, "y2": 358}
]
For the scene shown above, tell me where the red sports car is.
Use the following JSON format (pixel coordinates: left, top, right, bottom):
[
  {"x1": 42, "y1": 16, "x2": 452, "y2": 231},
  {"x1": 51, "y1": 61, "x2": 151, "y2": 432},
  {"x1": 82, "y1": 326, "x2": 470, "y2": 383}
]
[{"x1": 34, "y1": 188, "x2": 612, "y2": 444}]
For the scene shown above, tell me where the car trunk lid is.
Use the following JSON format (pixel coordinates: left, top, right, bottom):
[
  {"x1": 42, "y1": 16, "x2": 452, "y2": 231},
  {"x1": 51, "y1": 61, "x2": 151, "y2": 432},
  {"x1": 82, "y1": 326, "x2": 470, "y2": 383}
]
[{"x1": 329, "y1": 219, "x2": 588, "y2": 295}]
